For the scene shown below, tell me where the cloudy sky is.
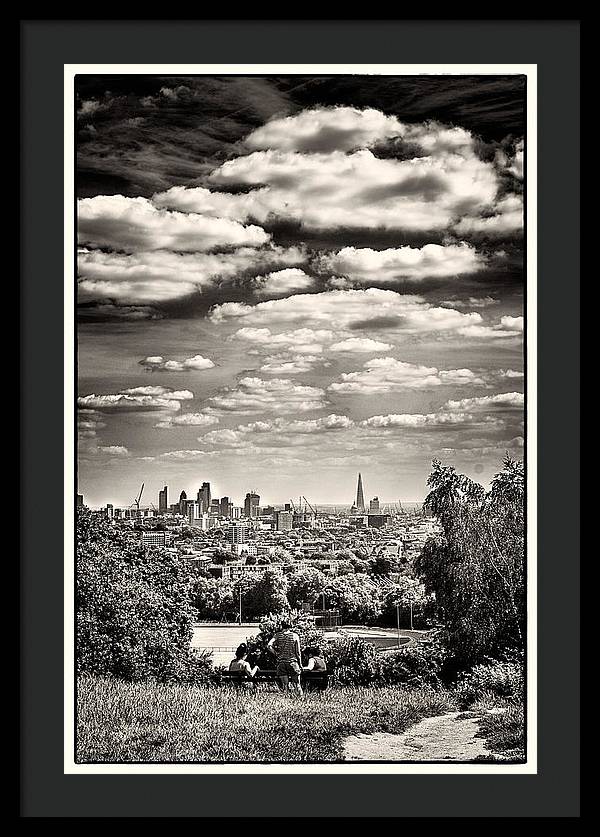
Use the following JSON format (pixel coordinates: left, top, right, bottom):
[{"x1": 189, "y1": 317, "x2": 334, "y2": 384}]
[{"x1": 76, "y1": 74, "x2": 525, "y2": 508}]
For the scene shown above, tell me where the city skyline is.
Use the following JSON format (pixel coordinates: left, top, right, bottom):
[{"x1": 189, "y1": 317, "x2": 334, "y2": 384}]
[{"x1": 77, "y1": 74, "x2": 525, "y2": 508}]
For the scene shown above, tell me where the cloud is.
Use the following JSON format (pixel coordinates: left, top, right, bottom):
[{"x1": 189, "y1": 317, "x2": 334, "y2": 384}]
[
  {"x1": 453, "y1": 194, "x2": 523, "y2": 237},
  {"x1": 200, "y1": 414, "x2": 355, "y2": 447},
  {"x1": 211, "y1": 288, "x2": 484, "y2": 335},
  {"x1": 251, "y1": 268, "x2": 314, "y2": 297},
  {"x1": 155, "y1": 413, "x2": 220, "y2": 429},
  {"x1": 244, "y1": 106, "x2": 405, "y2": 153},
  {"x1": 204, "y1": 377, "x2": 327, "y2": 415},
  {"x1": 329, "y1": 337, "x2": 393, "y2": 353},
  {"x1": 207, "y1": 147, "x2": 500, "y2": 232},
  {"x1": 78, "y1": 386, "x2": 193, "y2": 413},
  {"x1": 259, "y1": 354, "x2": 326, "y2": 374},
  {"x1": 78, "y1": 245, "x2": 306, "y2": 305},
  {"x1": 318, "y1": 243, "x2": 484, "y2": 285},
  {"x1": 457, "y1": 315, "x2": 523, "y2": 340},
  {"x1": 328, "y1": 357, "x2": 486, "y2": 394},
  {"x1": 361, "y1": 391, "x2": 524, "y2": 431},
  {"x1": 230, "y1": 326, "x2": 332, "y2": 354},
  {"x1": 97, "y1": 445, "x2": 130, "y2": 457},
  {"x1": 78, "y1": 195, "x2": 270, "y2": 253},
  {"x1": 139, "y1": 354, "x2": 215, "y2": 371}
]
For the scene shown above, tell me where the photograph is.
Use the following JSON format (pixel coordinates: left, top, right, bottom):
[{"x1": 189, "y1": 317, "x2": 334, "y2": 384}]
[{"x1": 72, "y1": 68, "x2": 529, "y2": 768}]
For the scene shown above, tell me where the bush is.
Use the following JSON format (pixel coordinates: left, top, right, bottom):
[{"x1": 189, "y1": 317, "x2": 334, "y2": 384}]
[
  {"x1": 454, "y1": 659, "x2": 524, "y2": 708},
  {"x1": 77, "y1": 510, "x2": 205, "y2": 683},
  {"x1": 380, "y1": 637, "x2": 448, "y2": 688},
  {"x1": 324, "y1": 636, "x2": 383, "y2": 686}
]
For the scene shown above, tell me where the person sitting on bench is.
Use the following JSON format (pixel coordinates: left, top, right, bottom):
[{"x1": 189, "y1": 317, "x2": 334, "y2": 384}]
[
  {"x1": 228, "y1": 644, "x2": 258, "y2": 679},
  {"x1": 303, "y1": 645, "x2": 327, "y2": 673}
]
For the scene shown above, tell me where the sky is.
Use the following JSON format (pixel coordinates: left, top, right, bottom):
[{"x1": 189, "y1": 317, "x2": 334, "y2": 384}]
[{"x1": 76, "y1": 74, "x2": 525, "y2": 509}]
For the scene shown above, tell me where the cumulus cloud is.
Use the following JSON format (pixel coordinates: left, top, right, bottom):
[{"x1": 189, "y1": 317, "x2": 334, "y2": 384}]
[
  {"x1": 155, "y1": 413, "x2": 220, "y2": 429},
  {"x1": 78, "y1": 195, "x2": 270, "y2": 253},
  {"x1": 139, "y1": 354, "x2": 215, "y2": 371},
  {"x1": 329, "y1": 337, "x2": 394, "y2": 353},
  {"x1": 244, "y1": 107, "x2": 405, "y2": 153},
  {"x1": 453, "y1": 194, "x2": 523, "y2": 236},
  {"x1": 200, "y1": 414, "x2": 355, "y2": 446},
  {"x1": 211, "y1": 288, "x2": 484, "y2": 335},
  {"x1": 259, "y1": 354, "x2": 326, "y2": 374},
  {"x1": 204, "y1": 377, "x2": 327, "y2": 415},
  {"x1": 207, "y1": 147, "x2": 500, "y2": 232},
  {"x1": 78, "y1": 245, "x2": 306, "y2": 305},
  {"x1": 319, "y1": 243, "x2": 484, "y2": 285},
  {"x1": 361, "y1": 391, "x2": 523, "y2": 431},
  {"x1": 97, "y1": 445, "x2": 130, "y2": 457},
  {"x1": 328, "y1": 357, "x2": 486, "y2": 394},
  {"x1": 230, "y1": 326, "x2": 333, "y2": 354},
  {"x1": 251, "y1": 268, "x2": 314, "y2": 297},
  {"x1": 78, "y1": 386, "x2": 193, "y2": 413}
]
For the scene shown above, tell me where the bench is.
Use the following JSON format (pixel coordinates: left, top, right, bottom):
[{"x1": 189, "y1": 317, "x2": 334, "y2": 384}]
[{"x1": 221, "y1": 668, "x2": 331, "y2": 691}]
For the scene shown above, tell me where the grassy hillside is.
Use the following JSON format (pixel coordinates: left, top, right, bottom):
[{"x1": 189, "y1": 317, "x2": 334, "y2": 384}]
[{"x1": 77, "y1": 675, "x2": 454, "y2": 763}]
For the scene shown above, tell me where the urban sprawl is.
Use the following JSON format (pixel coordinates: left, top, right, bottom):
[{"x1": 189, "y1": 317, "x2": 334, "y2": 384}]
[{"x1": 77, "y1": 473, "x2": 439, "y2": 585}]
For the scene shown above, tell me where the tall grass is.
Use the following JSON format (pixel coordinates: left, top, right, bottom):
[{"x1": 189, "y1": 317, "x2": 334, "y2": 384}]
[{"x1": 77, "y1": 675, "x2": 454, "y2": 763}]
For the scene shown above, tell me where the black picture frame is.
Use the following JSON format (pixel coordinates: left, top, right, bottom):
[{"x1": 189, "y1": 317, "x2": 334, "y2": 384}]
[{"x1": 21, "y1": 19, "x2": 580, "y2": 818}]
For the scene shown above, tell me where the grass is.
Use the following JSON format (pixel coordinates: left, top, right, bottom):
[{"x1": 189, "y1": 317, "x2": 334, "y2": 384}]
[
  {"x1": 476, "y1": 703, "x2": 525, "y2": 761},
  {"x1": 76, "y1": 675, "x2": 454, "y2": 763}
]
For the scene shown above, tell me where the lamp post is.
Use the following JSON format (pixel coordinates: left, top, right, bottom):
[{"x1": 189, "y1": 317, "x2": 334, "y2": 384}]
[
  {"x1": 238, "y1": 582, "x2": 242, "y2": 625},
  {"x1": 396, "y1": 601, "x2": 400, "y2": 648}
]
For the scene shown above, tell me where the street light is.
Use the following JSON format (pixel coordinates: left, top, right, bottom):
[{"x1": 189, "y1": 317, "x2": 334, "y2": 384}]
[{"x1": 238, "y1": 582, "x2": 242, "y2": 625}]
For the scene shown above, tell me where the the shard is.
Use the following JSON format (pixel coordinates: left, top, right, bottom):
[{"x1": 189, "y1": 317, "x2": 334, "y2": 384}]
[{"x1": 356, "y1": 472, "x2": 365, "y2": 512}]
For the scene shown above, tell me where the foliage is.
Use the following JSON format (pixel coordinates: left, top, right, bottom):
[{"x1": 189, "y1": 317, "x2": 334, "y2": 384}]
[
  {"x1": 323, "y1": 573, "x2": 382, "y2": 625},
  {"x1": 324, "y1": 636, "x2": 383, "y2": 686},
  {"x1": 454, "y1": 658, "x2": 525, "y2": 708},
  {"x1": 416, "y1": 455, "x2": 525, "y2": 666},
  {"x1": 380, "y1": 637, "x2": 448, "y2": 687},
  {"x1": 286, "y1": 566, "x2": 327, "y2": 609},
  {"x1": 77, "y1": 510, "x2": 208, "y2": 682},
  {"x1": 380, "y1": 576, "x2": 433, "y2": 629},
  {"x1": 476, "y1": 703, "x2": 525, "y2": 761},
  {"x1": 241, "y1": 567, "x2": 289, "y2": 619}
]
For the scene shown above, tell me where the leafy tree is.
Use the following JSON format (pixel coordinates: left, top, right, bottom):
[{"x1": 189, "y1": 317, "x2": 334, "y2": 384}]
[
  {"x1": 77, "y1": 510, "x2": 208, "y2": 682},
  {"x1": 286, "y1": 567, "x2": 327, "y2": 609},
  {"x1": 242, "y1": 568, "x2": 289, "y2": 618},
  {"x1": 369, "y1": 554, "x2": 395, "y2": 576},
  {"x1": 415, "y1": 456, "x2": 525, "y2": 666},
  {"x1": 245, "y1": 611, "x2": 324, "y2": 669},
  {"x1": 324, "y1": 574, "x2": 382, "y2": 625}
]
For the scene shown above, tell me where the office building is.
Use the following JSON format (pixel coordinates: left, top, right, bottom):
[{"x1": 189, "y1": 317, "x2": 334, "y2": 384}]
[
  {"x1": 244, "y1": 491, "x2": 260, "y2": 519},
  {"x1": 275, "y1": 510, "x2": 293, "y2": 532},
  {"x1": 178, "y1": 490, "x2": 187, "y2": 515},
  {"x1": 355, "y1": 473, "x2": 365, "y2": 512},
  {"x1": 158, "y1": 485, "x2": 168, "y2": 513},
  {"x1": 77, "y1": 493, "x2": 84, "y2": 507},
  {"x1": 227, "y1": 523, "x2": 248, "y2": 545},
  {"x1": 369, "y1": 496, "x2": 381, "y2": 513},
  {"x1": 141, "y1": 530, "x2": 170, "y2": 548},
  {"x1": 197, "y1": 482, "x2": 211, "y2": 514},
  {"x1": 105, "y1": 503, "x2": 114, "y2": 519},
  {"x1": 219, "y1": 496, "x2": 233, "y2": 518}
]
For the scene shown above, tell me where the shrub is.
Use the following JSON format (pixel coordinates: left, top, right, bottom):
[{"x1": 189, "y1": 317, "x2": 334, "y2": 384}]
[
  {"x1": 324, "y1": 636, "x2": 383, "y2": 686},
  {"x1": 380, "y1": 637, "x2": 448, "y2": 687},
  {"x1": 77, "y1": 510, "x2": 204, "y2": 683},
  {"x1": 454, "y1": 658, "x2": 524, "y2": 708}
]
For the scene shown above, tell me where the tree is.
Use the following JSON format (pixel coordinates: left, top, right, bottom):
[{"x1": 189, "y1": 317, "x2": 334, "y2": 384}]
[
  {"x1": 242, "y1": 568, "x2": 289, "y2": 618},
  {"x1": 381, "y1": 576, "x2": 431, "y2": 629},
  {"x1": 324, "y1": 574, "x2": 382, "y2": 625},
  {"x1": 415, "y1": 456, "x2": 525, "y2": 666},
  {"x1": 76, "y1": 510, "x2": 207, "y2": 682},
  {"x1": 286, "y1": 566, "x2": 327, "y2": 609}
]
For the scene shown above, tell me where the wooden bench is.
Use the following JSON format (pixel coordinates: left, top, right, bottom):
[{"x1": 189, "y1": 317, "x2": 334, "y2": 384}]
[{"x1": 221, "y1": 668, "x2": 331, "y2": 691}]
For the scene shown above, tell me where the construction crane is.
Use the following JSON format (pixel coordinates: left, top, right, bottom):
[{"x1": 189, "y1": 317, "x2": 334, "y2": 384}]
[
  {"x1": 302, "y1": 496, "x2": 317, "y2": 515},
  {"x1": 130, "y1": 482, "x2": 144, "y2": 518}
]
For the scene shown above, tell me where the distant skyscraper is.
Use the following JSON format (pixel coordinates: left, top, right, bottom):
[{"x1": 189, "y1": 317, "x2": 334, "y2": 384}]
[
  {"x1": 244, "y1": 491, "x2": 260, "y2": 518},
  {"x1": 178, "y1": 490, "x2": 187, "y2": 515},
  {"x1": 275, "y1": 510, "x2": 293, "y2": 531},
  {"x1": 356, "y1": 473, "x2": 365, "y2": 512},
  {"x1": 197, "y1": 482, "x2": 211, "y2": 514},
  {"x1": 158, "y1": 485, "x2": 168, "y2": 513},
  {"x1": 369, "y1": 496, "x2": 380, "y2": 513},
  {"x1": 227, "y1": 523, "x2": 248, "y2": 545},
  {"x1": 77, "y1": 493, "x2": 84, "y2": 507},
  {"x1": 219, "y1": 496, "x2": 233, "y2": 517}
]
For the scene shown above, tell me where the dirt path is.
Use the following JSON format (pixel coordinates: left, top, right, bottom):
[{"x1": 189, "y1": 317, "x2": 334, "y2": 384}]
[{"x1": 343, "y1": 711, "x2": 493, "y2": 761}]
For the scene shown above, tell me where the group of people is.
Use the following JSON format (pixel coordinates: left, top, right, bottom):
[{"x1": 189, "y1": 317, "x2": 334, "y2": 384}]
[{"x1": 229, "y1": 620, "x2": 327, "y2": 697}]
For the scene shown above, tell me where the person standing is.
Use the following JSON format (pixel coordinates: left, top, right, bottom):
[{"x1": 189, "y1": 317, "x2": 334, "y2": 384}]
[{"x1": 267, "y1": 620, "x2": 303, "y2": 697}]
